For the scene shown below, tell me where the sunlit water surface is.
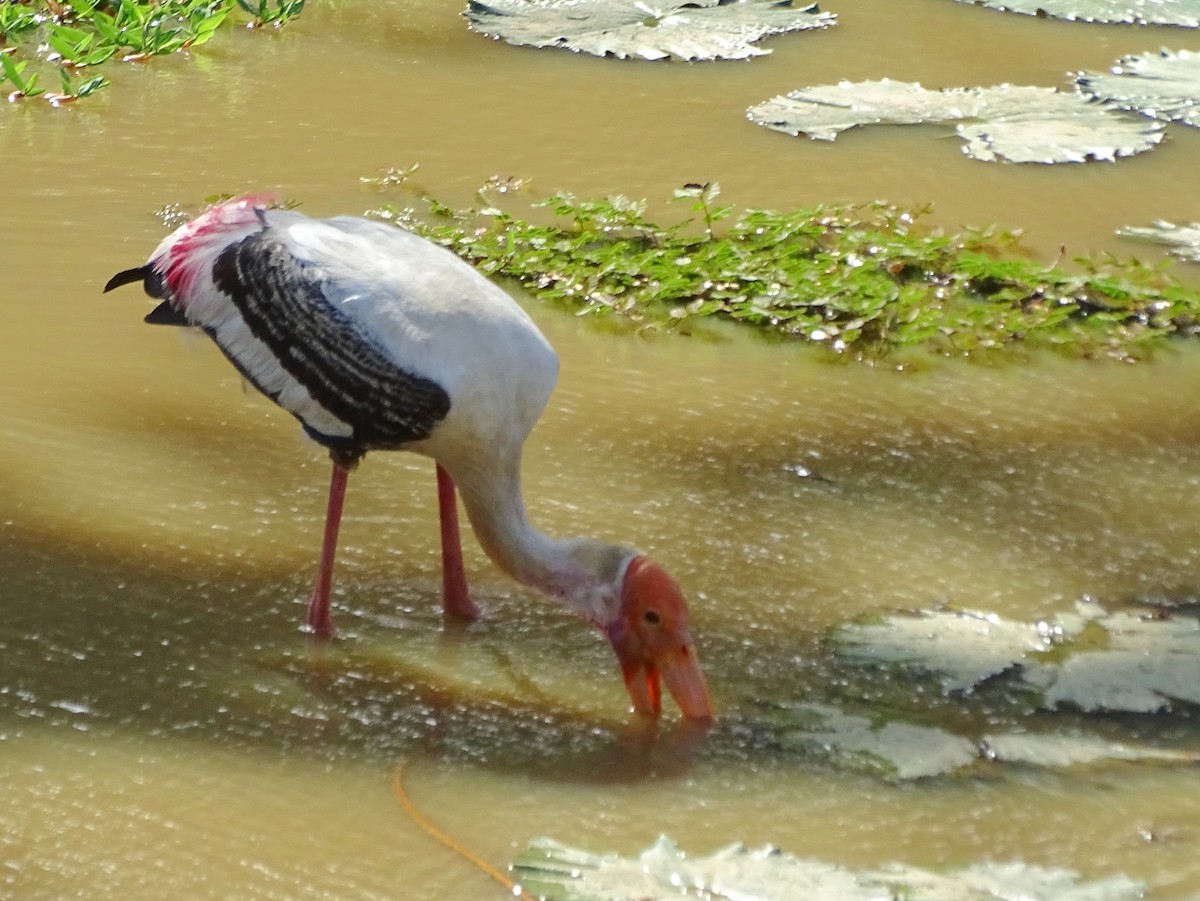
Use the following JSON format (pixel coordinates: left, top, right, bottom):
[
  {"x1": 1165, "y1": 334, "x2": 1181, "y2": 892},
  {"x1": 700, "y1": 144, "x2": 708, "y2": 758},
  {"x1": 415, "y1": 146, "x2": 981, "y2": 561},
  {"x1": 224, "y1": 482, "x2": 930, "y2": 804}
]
[{"x1": 4, "y1": 1, "x2": 1200, "y2": 898}]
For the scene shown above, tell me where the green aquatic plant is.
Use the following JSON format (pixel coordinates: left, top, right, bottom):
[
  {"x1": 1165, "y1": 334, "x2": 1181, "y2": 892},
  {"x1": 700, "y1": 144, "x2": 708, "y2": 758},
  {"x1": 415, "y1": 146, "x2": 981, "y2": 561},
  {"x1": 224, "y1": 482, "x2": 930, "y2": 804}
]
[
  {"x1": 366, "y1": 178, "x2": 1200, "y2": 362},
  {"x1": 0, "y1": 3, "x2": 41, "y2": 44},
  {"x1": 99, "y1": 0, "x2": 233, "y2": 59},
  {"x1": 43, "y1": 20, "x2": 118, "y2": 67},
  {"x1": 46, "y1": 64, "x2": 107, "y2": 104},
  {"x1": 1, "y1": 49, "x2": 44, "y2": 98},
  {"x1": 0, "y1": 0, "x2": 302, "y2": 105},
  {"x1": 235, "y1": 0, "x2": 306, "y2": 28}
]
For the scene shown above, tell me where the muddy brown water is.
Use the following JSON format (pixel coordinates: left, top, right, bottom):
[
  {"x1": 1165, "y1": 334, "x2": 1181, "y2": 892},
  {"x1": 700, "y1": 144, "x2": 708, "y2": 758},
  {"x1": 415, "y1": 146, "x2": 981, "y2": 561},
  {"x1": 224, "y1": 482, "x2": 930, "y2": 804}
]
[{"x1": 4, "y1": 1, "x2": 1200, "y2": 897}]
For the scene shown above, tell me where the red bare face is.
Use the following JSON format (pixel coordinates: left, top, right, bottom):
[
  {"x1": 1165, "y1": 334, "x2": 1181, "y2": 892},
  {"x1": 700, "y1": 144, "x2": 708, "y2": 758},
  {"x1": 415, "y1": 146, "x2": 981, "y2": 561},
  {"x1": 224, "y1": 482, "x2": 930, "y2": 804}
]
[{"x1": 607, "y1": 557, "x2": 714, "y2": 720}]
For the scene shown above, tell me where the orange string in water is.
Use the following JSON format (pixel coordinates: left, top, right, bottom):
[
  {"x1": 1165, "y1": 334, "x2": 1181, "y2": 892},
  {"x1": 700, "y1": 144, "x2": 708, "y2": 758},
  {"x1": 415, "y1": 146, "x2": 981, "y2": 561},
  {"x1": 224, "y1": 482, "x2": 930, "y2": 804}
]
[{"x1": 391, "y1": 762, "x2": 537, "y2": 900}]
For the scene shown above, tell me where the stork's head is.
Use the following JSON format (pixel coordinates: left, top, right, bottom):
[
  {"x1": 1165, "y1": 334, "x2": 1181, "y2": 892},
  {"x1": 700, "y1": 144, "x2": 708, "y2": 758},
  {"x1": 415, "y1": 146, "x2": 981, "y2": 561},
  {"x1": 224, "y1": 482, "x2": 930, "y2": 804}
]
[{"x1": 604, "y1": 556, "x2": 714, "y2": 721}]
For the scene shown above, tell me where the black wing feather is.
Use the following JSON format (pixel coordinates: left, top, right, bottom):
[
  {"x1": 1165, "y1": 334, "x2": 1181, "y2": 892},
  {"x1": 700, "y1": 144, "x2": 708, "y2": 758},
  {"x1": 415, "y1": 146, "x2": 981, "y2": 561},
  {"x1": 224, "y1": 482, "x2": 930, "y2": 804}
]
[{"x1": 211, "y1": 232, "x2": 451, "y2": 453}]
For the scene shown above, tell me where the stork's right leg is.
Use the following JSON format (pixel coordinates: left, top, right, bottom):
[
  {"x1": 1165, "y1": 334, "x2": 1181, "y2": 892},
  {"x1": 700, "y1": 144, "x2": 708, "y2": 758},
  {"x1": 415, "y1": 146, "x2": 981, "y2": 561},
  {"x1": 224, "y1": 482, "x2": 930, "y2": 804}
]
[
  {"x1": 436, "y1": 463, "x2": 480, "y2": 620},
  {"x1": 306, "y1": 461, "x2": 350, "y2": 638}
]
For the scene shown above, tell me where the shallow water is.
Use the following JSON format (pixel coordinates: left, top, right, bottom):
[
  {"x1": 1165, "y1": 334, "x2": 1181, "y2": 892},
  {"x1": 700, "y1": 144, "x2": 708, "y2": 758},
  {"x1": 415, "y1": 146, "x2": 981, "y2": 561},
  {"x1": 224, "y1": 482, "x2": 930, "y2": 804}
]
[{"x1": 4, "y1": 1, "x2": 1200, "y2": 898}]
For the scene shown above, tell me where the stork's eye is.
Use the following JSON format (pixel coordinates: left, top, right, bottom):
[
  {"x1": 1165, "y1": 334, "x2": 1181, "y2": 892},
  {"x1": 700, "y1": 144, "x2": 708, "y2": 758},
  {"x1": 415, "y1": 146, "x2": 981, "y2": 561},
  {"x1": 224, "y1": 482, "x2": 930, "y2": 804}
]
[{"x1": 643, "y1": 610, "x2": 661, "y2": 625}]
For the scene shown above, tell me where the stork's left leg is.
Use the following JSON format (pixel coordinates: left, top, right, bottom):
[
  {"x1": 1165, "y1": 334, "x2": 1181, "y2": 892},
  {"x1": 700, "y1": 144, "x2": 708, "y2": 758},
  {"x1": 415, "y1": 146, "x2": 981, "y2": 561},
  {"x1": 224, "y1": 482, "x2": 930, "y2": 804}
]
[
  {"x1": 436, "y1": 463, "x2": 480, "y2": 620},
  {"x1": 307, "y1": 461, "x2": 351, "y2": 638}
]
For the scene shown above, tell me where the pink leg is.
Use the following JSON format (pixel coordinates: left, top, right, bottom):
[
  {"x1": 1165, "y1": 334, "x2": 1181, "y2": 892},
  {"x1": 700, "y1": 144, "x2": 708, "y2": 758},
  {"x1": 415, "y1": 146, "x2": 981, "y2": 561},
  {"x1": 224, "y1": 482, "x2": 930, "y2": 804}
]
[
  {"x1": 306, "y1": 461, "x2": 350, "y2": 638},
  {"x1": 436, "y1": 463, "x2": 479, "y2": 620}
]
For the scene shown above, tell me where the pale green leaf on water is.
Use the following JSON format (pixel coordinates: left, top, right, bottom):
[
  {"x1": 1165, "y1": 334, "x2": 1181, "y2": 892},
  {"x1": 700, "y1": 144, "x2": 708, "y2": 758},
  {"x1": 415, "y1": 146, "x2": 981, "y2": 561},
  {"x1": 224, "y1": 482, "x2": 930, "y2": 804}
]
[
  {"x1": 762, "y1": 701, "x2": 1198, "y2": 777},
  {"x1": 951, "y1": 0, "x2": 1200, "y2": 26},
  {"x1": 1119, "y1": 219, "x2": 1200, "y2": 263},
  {"x1": 512, "y1": 835, "x2": 1147, "y2": 900},
  {"x1": 747, "y1": 79, "x2": 1166, "y2": 163},
  {"x1": 982, "y1": 732, "x2": 1200, "y2": 767},
  {"x1": 1041, "y1": 609, "x2": 1200, "y2": 712},
  {"x1": 836, "y1": 602, "x2": 1200, "y2": 713},
  {"x1": 872, "y1": 861, "x2": 1145, "y2": 901},
  {"x1": 515, "y1": 836, "x2": 873, "y2": 901},
  {"x1": 1076, "y1": 49, "x2": 1200, "y2": 126},
  {"x1": 463, "y1": 0, "x2": 836, "y2": 61},
  {"x1": 775, "y1": 703, "x2": 980, "y2": 779},
  {"x1": 832, "y1": 607, "x2": 1065, "y2": 692}
]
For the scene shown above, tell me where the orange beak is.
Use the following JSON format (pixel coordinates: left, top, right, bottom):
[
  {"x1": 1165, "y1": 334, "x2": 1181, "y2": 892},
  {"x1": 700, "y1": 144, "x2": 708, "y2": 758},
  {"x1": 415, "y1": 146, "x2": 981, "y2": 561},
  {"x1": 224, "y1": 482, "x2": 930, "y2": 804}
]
[{"x1": 617, "y1": 642, "x2": 714, "y2": 720}]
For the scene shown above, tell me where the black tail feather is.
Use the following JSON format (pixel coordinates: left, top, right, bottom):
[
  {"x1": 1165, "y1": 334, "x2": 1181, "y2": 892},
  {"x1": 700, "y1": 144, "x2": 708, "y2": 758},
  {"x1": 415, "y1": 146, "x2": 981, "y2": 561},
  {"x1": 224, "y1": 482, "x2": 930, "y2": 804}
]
[{"x1": 144, "y1": 300, "x2": 191, "y2": 326}]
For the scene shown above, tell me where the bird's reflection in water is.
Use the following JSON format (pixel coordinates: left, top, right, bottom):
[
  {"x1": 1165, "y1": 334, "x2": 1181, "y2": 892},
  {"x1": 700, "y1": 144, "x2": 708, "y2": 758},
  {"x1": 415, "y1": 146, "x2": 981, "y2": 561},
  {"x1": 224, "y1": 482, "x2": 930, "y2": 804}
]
[{"x1": 289, "y1": 619, "x2": 715, "y2": 786}]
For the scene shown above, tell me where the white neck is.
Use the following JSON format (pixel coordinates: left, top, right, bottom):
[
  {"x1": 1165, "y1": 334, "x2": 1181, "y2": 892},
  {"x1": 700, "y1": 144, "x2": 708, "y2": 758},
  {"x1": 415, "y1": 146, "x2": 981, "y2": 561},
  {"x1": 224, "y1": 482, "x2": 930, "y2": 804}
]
[{"x1": 446, "y1": 451, "x2": 634, "y2": 626}]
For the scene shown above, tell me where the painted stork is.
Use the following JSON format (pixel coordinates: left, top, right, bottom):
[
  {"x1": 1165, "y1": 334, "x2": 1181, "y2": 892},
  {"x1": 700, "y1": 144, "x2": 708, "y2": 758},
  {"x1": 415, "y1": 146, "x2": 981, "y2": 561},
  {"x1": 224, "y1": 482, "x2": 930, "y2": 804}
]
[{"x1": 104, "y1": 196, "x2": 714, "y2": 720}]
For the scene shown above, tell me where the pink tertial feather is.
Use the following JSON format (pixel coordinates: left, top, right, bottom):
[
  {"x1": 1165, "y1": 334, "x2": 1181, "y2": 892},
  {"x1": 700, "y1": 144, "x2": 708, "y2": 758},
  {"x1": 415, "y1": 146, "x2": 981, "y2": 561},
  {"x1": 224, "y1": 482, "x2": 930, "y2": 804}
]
[{"x1": 152, "y1": 195, "x2": 276, "y2": 300}]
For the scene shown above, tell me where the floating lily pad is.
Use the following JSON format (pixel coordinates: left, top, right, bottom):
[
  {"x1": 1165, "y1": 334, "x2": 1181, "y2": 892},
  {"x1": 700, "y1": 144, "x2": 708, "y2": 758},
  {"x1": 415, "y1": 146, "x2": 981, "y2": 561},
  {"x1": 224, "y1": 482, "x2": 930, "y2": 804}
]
[
  {"x1": 836, "y1": 603, "x2": 1200, "y2": 713},
  {"x1": 747, "y1": 79, "x2": 1166, "y2": 163},
  {"x1": 833, "y1": 607, "x2": 1066, "y2": 692},
  {"x1": 1040, "y1": 609, "x2": 1200, "y2": 712},
  {"x1": 764, "y1": 701, "x2": 1199, "y2": 778},
  {"x1": 953, "y1": 0, "x2": 1200, "y2": 26},
  {"x1": 513, "y1": 835, "x2": 1147, "y2": 900},
  {"x1": 1076, "y1": 49, "x2": 1200, "y2": 126},
  {"x1": 463, "y1": 0, "x2": 836, "y2": 61},
  {"x1": 775, "y1": 703, "x2": 980, "y2": 779},
  {"x1": 1119, "y1": 219, "x2": 1200, "y2": 263},
  {"x1": 982, "y1": 732, "x2": 1200, "y2": 767}
]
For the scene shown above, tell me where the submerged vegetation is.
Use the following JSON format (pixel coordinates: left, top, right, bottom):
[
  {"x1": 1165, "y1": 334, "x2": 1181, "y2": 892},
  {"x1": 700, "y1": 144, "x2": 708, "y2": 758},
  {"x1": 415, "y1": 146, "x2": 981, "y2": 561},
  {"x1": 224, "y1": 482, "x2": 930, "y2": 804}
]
[
  {"x1": 0, "y1": 0, "x2": 305, "y2": 104},
  {"x1": 365, "y1": 177, "x2": 1200, "y2": 363}
]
